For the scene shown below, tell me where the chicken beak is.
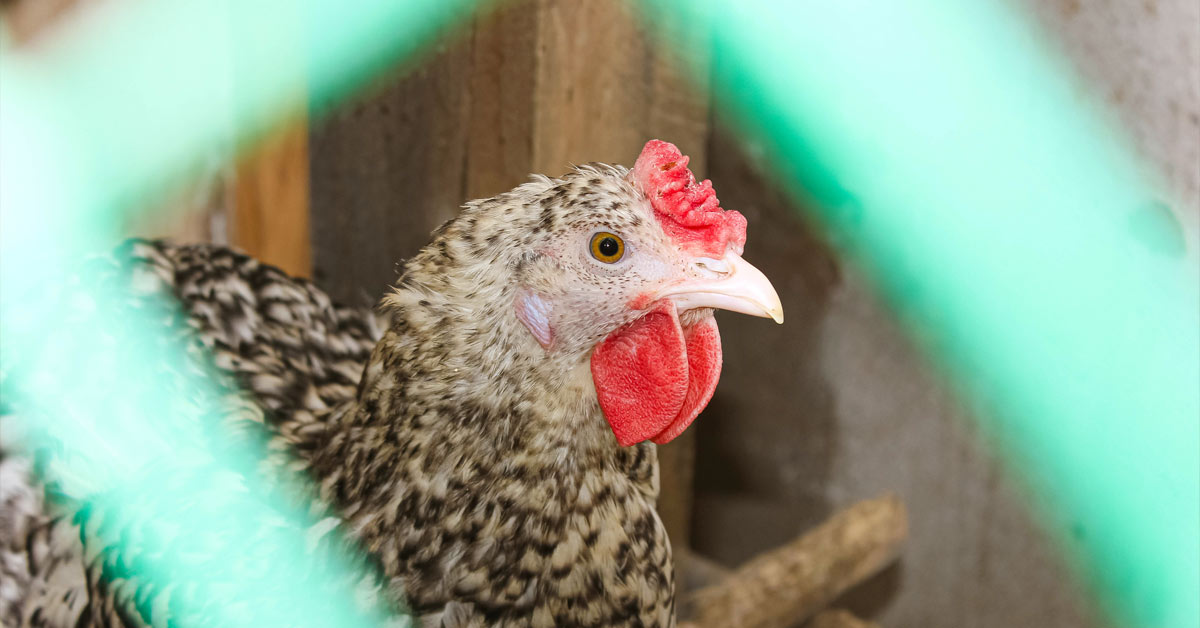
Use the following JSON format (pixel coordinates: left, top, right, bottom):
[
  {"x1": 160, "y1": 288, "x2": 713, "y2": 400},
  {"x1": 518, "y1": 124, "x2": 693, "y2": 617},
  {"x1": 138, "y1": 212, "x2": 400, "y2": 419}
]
[{"x1": 659, "y1": 251, "x2": 784, "y2": 323}]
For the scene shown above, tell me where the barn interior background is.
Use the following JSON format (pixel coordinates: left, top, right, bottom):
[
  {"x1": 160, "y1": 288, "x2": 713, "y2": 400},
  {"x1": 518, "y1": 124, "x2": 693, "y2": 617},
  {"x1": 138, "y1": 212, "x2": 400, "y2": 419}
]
[{"x1": 3, "y1": 0, "x2": 1197, "y2": 626}]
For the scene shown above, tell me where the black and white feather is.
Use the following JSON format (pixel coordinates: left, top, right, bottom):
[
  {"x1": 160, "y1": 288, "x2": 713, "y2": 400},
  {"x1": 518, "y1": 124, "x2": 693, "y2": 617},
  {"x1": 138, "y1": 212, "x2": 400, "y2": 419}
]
[
  {"x1": 1, "y1": 240, "x2": 394, "y2": 627},
  {"x1": 3, "y1": 162, "x2": 683, "y2": 628}
]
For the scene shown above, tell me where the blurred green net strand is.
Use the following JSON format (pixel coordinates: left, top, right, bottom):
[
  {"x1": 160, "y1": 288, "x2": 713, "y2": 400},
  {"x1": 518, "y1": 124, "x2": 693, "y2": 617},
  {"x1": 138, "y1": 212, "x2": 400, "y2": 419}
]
[{"x1": 0, "y1": 0, "x2": 1195, "y2": 627}]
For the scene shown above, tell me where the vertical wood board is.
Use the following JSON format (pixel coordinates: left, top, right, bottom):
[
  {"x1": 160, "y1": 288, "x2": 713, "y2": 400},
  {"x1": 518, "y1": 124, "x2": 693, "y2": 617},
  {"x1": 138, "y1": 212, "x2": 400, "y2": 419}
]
[{"x1": 233, "y1": 119, "x2": 312, "y2": 277}]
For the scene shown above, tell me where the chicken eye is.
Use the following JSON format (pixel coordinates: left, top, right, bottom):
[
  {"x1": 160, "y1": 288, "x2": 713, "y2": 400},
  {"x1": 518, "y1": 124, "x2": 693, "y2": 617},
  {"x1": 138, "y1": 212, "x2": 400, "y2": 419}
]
[{"x1": 589, "y1": 232, "x2": 625, "y2": 263}]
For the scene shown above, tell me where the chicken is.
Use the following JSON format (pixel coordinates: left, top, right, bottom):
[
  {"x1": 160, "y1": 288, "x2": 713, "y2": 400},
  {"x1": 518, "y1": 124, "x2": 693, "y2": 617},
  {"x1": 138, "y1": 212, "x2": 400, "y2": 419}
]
[{"x1": 1, "y1": 140, "x2": 782, "y2": 627}]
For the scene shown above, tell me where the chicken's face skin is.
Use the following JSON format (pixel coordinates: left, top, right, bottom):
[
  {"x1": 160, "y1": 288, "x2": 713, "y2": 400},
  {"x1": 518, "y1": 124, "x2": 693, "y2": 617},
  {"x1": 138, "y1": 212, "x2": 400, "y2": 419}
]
[
  {"x1": 317, "y1": 143, "x2": 780, "y2": 627},
  {"x1": 510, "y1": 172, "x2": 684, "y2": 357}
]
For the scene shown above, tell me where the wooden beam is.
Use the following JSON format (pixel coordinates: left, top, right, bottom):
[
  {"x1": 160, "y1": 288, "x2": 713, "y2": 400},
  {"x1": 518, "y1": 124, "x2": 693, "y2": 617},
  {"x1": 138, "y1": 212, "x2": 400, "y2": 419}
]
[
  {"x1": 808, "y1": 609, "x2": 882, "y2": 628},
  {"x1": 233, "y1": 118, "x2": 312, "y2": 277},
  {"x1": 529, "y1": 0, "x2": 709, "y2": 175},
  {"x1": 684, "y1": 495, "x2": 907, "y2": 628}
]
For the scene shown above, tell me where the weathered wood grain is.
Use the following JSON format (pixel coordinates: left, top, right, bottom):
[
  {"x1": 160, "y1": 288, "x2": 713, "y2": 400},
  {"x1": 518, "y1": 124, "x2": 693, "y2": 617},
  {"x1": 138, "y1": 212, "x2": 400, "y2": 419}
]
[
  {"x1": 233, "y1": 118, "x2": 311, "y2": 277},
  {"x1": 685, "y1": 495, "x2": 906, "y2": 628},
  {"x1": 807, "y1": 609, "x2": 881, "y2": 628}
]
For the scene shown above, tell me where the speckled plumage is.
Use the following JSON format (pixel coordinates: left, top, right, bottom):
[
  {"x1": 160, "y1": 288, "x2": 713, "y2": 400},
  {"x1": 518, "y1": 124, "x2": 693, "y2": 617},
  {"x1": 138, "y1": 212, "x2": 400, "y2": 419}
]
[
  {"x1": 2, "y1": 239, "x2": 391, "y2": 627},
  {"x1": 2, "y1": 163, "x2": 687, "y2": 627},
  {"x1": 315, "y1": 165, "x2": 677, "y2": 626}
]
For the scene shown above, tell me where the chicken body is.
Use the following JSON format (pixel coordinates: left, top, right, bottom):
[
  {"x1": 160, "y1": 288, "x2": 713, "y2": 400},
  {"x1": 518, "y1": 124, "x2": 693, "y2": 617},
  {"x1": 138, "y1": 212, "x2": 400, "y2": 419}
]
[
  {"x1": 2, "y1": 240, "x2": 391, "y2": 627},
  {"x1": 313, "y1": 167, "x2": 677, "y2": 626},
  {"x1": 2, "y1": 144, "x2": 779, "y2": 627}
]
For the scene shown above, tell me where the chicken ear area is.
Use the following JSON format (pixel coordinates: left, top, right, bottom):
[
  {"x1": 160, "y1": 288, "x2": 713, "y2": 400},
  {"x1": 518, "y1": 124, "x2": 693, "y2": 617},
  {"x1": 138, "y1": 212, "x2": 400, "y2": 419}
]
[{"x1": 590, "y1": 301, "x2": 722, "y2": 447}]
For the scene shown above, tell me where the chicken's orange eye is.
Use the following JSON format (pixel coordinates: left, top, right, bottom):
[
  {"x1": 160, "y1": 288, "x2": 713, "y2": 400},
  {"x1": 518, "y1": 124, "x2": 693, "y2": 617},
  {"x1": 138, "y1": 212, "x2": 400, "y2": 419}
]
[{"x1": 589, "y1": 232, "x2": 625, "y2": 263}]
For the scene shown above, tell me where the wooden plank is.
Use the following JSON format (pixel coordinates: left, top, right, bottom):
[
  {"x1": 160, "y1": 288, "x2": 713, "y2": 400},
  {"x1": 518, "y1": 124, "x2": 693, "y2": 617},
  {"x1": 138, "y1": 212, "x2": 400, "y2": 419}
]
[
  {"x1": 530, "y1": 1, "x2": 709, "y2": 175},
  {"x1": 232, "y1": 118, "x2": 312, "y2": 277},
  {"x1": 685, "y1": 495, "x2": 906, "y2": 628},
  {"x1": 310, "y1": 35, "x2": 475, "y2": 305},
  {"x1": 463, "y1": 0, "x2": 539, "y2": 200}
]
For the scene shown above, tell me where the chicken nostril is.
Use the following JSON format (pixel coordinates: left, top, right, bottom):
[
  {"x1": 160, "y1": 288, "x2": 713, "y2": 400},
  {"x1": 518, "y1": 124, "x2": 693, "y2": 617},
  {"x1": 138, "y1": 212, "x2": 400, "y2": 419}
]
[{"x1": 693, "y1": 257, "x2": 731, "y2": 277}]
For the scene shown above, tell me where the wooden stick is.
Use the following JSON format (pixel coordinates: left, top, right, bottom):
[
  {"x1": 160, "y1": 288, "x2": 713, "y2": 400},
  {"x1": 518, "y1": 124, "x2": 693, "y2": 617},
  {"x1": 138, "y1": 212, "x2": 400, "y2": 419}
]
[
  {"x1": 683, "y1": 494, "x2": 907, "y2": 628},
  {"x1": 675, "y1": 545, "x2": 733, "y2": 594},
  {"x1": 807, "y1": 609, "x2": 881, "y2": 628}
]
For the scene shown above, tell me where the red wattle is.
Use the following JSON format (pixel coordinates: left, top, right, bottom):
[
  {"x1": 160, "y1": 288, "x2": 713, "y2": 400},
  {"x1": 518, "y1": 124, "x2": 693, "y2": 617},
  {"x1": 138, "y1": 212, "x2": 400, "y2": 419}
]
[
  {"x1": 652, "y1": 315, "x2": 721, "y2": 445},
  {"x1": 590, "y1": 301, "x2": 723, "y2": 447}
]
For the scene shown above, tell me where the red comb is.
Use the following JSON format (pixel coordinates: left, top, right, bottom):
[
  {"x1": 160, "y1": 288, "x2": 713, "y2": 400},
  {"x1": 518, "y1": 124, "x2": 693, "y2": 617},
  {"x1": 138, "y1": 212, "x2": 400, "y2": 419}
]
[{"x1": 632, "y1": 140, "x2": 747, "y2": 258}]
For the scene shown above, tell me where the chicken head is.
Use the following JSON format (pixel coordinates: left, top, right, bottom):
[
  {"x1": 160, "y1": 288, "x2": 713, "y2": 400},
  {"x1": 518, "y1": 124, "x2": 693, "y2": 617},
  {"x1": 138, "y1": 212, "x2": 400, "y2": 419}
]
[{"x1": 512, "y1": 140, "x2": 783, "y2": 447}]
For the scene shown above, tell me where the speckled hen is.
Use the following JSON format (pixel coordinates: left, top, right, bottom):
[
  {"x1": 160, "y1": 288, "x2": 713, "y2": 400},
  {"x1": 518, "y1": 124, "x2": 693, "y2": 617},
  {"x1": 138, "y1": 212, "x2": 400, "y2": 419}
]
[{"x1": 1, "y1": 140, "x2": 782, "y2": 627}]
